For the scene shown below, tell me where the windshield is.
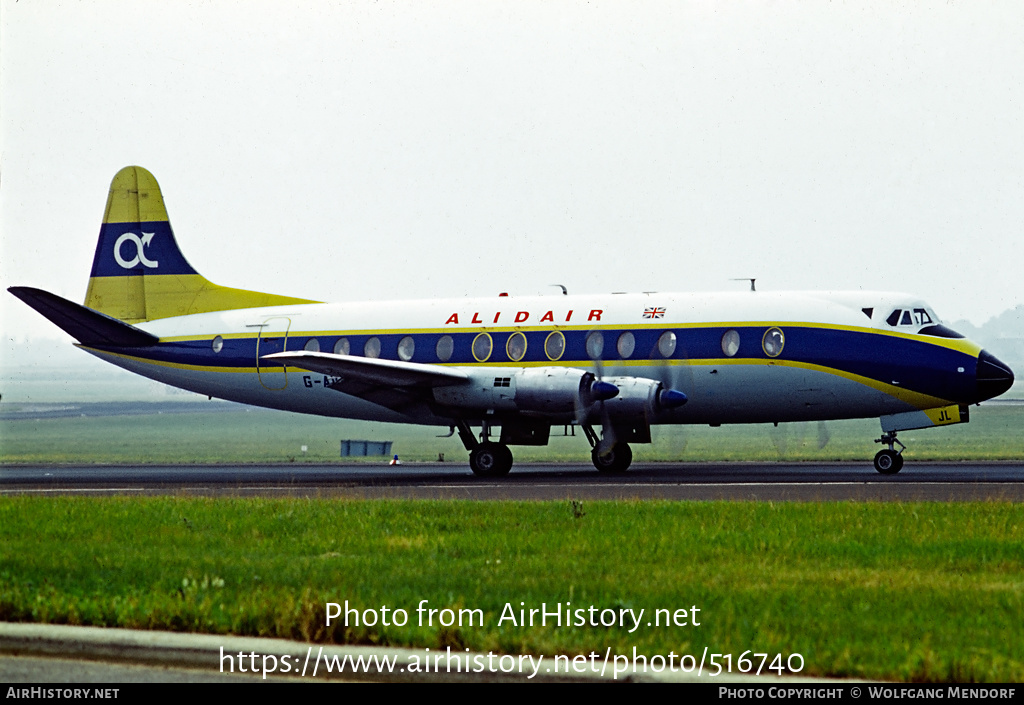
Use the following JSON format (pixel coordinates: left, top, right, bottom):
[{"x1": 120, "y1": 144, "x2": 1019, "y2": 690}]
[{"x1": 884, "y1": 306, "x2": 964, "y2": 339}]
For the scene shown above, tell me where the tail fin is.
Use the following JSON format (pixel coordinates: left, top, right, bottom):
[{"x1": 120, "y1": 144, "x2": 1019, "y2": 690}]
[{"x1": 84, "y1": 166, "x2": 318, "y2": 323}]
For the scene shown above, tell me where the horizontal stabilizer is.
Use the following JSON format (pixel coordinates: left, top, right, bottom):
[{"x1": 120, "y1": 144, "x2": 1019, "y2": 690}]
[
  {"x1": 8, "y1": 286, "x2": 159, "y2": 347},
  {"x1": 262, "y1": 351, "x2": 470, "y2": 388}
]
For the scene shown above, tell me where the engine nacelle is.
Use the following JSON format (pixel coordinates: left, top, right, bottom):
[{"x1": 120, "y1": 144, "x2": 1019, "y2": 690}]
[
  {"x1": 598, "y1": 375, "x2": 688, "y2": 422},
  {"x1": 432, "y1": 368, "x2": 685, "y2": 421},
  {"x1": 598, "y1": 376, "x2": 661, "y2": 420},
  {"x1": 432, "y1": 367, "x2": 607, "y2": 416},
  {"x1": 514, "y1": 367, "x2": 593, "y2": 413}
]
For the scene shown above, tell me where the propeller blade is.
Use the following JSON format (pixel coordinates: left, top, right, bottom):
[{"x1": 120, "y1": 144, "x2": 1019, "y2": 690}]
[
  {"x1": 598, "y1": 403, "x2": 616, "y2": 453},
  {"x1": 817, "y1": 420, "x2": 831, "y2": 449},
  {"x1": 574, "y1": 372, "x2": 619, "y2": 425}
]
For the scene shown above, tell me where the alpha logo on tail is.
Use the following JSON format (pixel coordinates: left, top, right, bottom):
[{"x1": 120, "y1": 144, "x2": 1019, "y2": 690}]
[{"x1": 113, "y1": 232, "x2": 159, "y2": 269}]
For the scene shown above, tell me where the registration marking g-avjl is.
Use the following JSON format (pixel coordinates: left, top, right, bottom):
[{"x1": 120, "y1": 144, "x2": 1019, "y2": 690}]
[{"x1": 9, "y1": 167, "x2": 1015, "y2": 476}]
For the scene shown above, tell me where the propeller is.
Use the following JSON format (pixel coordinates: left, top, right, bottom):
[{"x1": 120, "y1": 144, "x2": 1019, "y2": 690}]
[
  {"x1": 769, "y1": 420, "x2": 830, "y2": 459},
  {"x1": 648, "y1": 331, "x2": 692, "y2": 412},
  {"x1": 646, "y1": 331, "x2": 693, "y2": 455},
  {"x1": 577, "y1": 330, "x2": 692, "y2": 455},
  {"x1": 769, "y1": 423, "x2": 788, "y2": 458},
  {"x1": 816, "y1": 420, "x2": 831, "y2": 450},
  {"x1": 573, "y1": 332, "x2": 620, "y2": 453}
]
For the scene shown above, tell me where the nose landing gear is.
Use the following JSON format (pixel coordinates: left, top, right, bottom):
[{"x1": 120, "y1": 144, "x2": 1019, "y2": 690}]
[{"x1": 873, "y1": 431, "x2": 905, "y2": 474}]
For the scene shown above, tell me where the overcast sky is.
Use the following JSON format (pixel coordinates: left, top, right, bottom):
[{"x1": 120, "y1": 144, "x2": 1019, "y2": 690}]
[{"x1": 3, "y1": 1, "x2": 1023, "y2": 345}]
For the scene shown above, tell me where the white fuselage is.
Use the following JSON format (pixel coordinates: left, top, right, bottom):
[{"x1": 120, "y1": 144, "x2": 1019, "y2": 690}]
[{"x1": 81, "y1": 289, "x2": 983, "y2": 428}]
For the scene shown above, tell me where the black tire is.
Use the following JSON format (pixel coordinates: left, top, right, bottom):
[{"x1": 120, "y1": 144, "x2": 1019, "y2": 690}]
[
  {"x1": 469, "y1": 442, "x2": 513, "y2": 477},
  {"x1": 873, "y1": 449, "x2": 903, "y2": 475},
  {"x1": 592, "y1": 442, "x2": 633, "y2": 473}
]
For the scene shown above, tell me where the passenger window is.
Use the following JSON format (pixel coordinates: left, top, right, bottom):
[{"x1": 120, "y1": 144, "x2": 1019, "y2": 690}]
[
  {"x1": 472, "y1": 333, "x2": 493, "y2": 362},
  {"x1": 585, "y1": 331, "x2": 604, "y2": 360},
  {"x1": 304, "y1": 338, "x2": 320, "y2": 353},
  {"x1": 762, "y1": 327, "x2": 785, "y2": 358},
  {"x1": 721, "y1": 330, "x2": 740, "y2": 357},
  {"x1": 616, "y1": 332, "x2": 635, "y2": 359},
  {"x1": 657, "y1": 331, "x2": 677, "y2": 358},
  {"x1": 397, "y1": 336, "x2": 415, "y2": 361},
  {"x1": 545, "y1": 331, "x2": 565, "y2": 361},
  {"x1": 506, "y1": 332, "x2": 527, "y2": 362},
  {"x1": 436, "y1": 335, "x2": 454, "y2": 362},
  {"x1": 364, "y1": 337, "x2": 381, "y2": 358},
  {"x1": 333, "y1": 338, "x2": 350, "y2": 356}
]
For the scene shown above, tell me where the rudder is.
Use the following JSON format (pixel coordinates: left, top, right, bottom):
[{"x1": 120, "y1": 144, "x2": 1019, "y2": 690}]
[{"x1": 84, "y1": 166, "x2": 317, "y2": 322}]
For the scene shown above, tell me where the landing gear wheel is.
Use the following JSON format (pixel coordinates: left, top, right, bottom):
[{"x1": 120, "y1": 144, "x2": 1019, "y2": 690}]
[
  {"x1": 469, "y1": 442, "x2": 513, "y2": 477},
  {"x1": 873, "y1": 449, "x2": 904, "y2": 475},
  {"x1": 592, "y1": 442, "x2": 633, "y2": 473}
]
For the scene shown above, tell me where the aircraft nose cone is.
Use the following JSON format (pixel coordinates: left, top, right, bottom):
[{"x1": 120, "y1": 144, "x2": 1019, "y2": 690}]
[{"x1": 975, "y1": 350, "x2": 1014, "y2": 402}]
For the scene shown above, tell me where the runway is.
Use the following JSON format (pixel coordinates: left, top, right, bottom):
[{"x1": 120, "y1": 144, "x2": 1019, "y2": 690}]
[{"x1": 2, "y1": 462, "x2": 1023, "y2": 500}]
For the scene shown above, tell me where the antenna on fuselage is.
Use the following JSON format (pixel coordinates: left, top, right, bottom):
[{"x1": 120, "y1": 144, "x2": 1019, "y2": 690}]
[
  {"x1": 730, "y1": 278, "x2": 756, "y2": 292},
  {"x1": 551, "y1": 284, "x2": 568, "y2": 295}
]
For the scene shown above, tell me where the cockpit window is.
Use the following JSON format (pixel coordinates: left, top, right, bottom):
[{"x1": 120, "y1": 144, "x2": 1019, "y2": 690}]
[{"x1": 886, "y1": 308, "x2": 938, "y2": 328}]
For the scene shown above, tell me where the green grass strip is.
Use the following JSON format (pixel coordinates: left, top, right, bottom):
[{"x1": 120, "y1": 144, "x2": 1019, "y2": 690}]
[{"x1": 1, "y1": 497, "x2": 1021, "y2": 681}]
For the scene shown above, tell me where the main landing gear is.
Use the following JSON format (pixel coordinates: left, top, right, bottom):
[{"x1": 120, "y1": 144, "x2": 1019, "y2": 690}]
[
  {"x1": 469, "y1": 441, "x2": 513, "y2": 477},
  {"x1": 456, "y1": 419, "x2": 637, "y2": 476},
  {"x1": 582, "y1": 424, "x2": 633, "y2": 473},
  {"x1": 873, "y1": 431, "x2": 905, "y2": 475},
  {"x1": 591, "y1": 442, "x2": 633, "y2": 473},
  {"x1": 456, "y1": 421, "x2": 514, "y2": 477}
]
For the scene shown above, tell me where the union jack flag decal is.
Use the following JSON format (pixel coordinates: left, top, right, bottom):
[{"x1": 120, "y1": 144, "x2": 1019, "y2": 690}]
[{"x1": 643, "y1": 307, "x2": 666, "y2": 319}]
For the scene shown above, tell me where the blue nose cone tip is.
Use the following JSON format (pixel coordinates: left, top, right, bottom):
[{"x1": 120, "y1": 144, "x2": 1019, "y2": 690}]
[
  {"x1": 659, "y1": 388, "x2": 689, "y2": 409},
  {"x1": 591, "y1": 380, "x2": 619, "y2": 401},
  {"x1": 976, "y1": 350, "x2": 1014, "y2": 402}
]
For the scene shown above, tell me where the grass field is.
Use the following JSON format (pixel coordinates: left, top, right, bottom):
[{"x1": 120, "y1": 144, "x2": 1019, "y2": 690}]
[
  {"x1": 2, "y1": 401, "x2": 1023, "y2": 465},
  {"x1": 0, "y1": 497, "x2": 1021, "y2": 682}
]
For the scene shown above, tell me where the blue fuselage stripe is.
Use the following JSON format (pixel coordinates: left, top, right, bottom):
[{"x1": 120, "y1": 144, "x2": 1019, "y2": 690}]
[{"x1": 93, "y1": 324, "x2": 980, "y2": 403}]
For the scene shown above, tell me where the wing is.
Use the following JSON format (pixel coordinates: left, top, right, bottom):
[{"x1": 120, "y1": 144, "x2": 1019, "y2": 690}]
[{"x1": 261, "y1": 351, "x2": 469, "y2": 414}]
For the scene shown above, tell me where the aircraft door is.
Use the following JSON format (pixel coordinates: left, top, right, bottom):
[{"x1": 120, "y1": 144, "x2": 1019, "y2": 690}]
[{"x1": 256, "y1": 317, "x2": 291, "y2": 390}]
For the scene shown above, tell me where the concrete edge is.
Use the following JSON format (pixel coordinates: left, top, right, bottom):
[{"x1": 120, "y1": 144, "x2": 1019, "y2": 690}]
[{"x1": 0, "y1": 622, "x2": 839, "y2": 684}]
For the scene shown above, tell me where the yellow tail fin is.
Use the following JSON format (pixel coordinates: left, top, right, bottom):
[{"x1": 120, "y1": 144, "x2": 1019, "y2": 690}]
[{"x1": 84, "y1": 166, "x2": 317, "y2": 322}]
